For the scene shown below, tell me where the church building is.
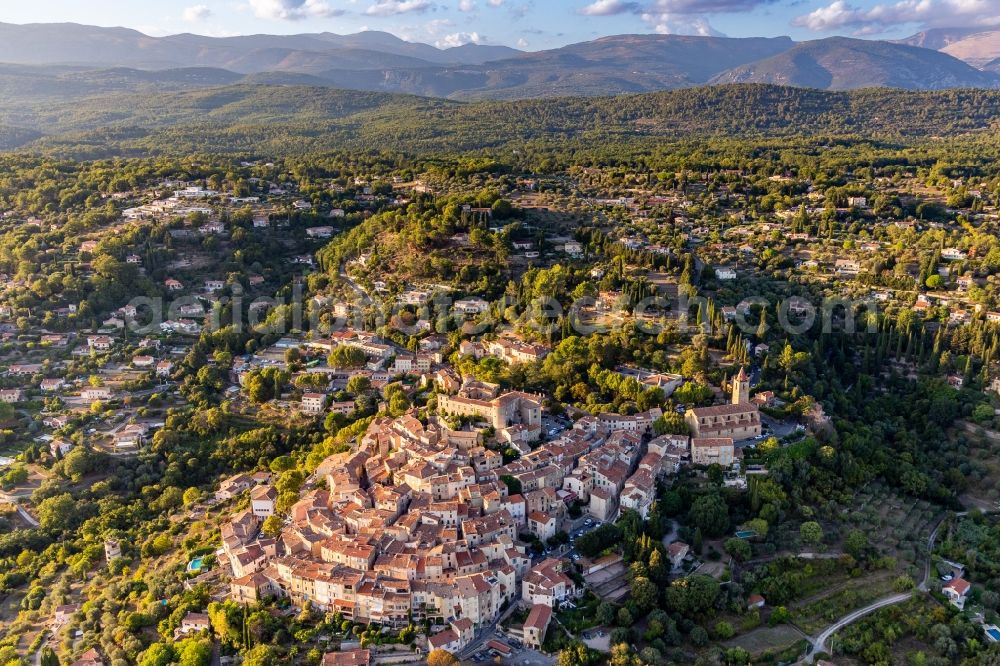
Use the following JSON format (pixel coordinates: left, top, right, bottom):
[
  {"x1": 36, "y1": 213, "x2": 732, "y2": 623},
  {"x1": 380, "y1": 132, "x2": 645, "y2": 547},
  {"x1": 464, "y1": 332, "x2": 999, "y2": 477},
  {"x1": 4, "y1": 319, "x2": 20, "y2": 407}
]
[{"x1": 685, "y1": 367, "x2": 761, "y2": 440}]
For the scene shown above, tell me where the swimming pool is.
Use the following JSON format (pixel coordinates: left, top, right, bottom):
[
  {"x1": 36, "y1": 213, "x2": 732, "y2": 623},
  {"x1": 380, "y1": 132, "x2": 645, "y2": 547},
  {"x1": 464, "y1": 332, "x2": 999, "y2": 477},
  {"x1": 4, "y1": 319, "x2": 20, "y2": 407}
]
[
  {"x1": 987, "y1": 627, "x2": 1000, "y2": 642},
  {"x1": 187, "y1": 557, "x2": 204, "y2": 572},
  {"x1": 735, "y1": 530, "x2": 756, "y2": 539}
]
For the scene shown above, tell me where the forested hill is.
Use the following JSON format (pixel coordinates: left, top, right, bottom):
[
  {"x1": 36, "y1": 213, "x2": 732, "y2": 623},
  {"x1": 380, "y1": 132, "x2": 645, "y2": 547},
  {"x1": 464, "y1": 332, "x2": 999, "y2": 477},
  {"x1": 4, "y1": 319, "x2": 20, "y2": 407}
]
[{"x1": 8, "y1": 84, "x2": 1000, "y2": 158}]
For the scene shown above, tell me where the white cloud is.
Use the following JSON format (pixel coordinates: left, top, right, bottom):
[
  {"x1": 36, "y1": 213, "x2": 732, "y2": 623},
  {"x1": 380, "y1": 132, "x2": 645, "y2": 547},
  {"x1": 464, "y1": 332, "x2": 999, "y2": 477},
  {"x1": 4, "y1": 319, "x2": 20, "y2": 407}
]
[
  {"x1": 436, "y1": 31, "x2": 484, "y2": 47},
  {"x1": 793, "y1": 0, "x2": 1000, "y2": 34},
  {"x1": 364, "y1": 0, "x2": 433, "y2": 16},
  {"x1": 182, "y1": 4, "x2": 213, "y2": 21},
  {"x1": 487, "y1": 0, "x2": 504, "y2": 6},
  {"x1": 577, "y1": 0, "x2": 768, "y2": 33},
  {"x1": 650, "y1": 0, "x2": 779, "y2": 12},
  {"x1": 580, "y1": 0, "x2": 778, "y2": 16},
  {"x1": 459, "y1": 0, "x2": 476, "y2": 10},
  {"x1": 579, "y1": 0, "x2": 639, "y2": 16},
  {"x1": 517, "y1": 37, "x2": 529, "y2": 47},
  {"x1": 248, "y1": 0, "x2": 344, "y2": 20},
  {"x1": 640, "y1": 11, "x2": 726, "y2": 35}
]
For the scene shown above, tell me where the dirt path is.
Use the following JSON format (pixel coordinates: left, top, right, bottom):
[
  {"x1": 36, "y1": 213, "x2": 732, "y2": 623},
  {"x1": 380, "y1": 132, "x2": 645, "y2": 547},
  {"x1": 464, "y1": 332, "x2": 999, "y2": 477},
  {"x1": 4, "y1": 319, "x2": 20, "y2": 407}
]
[{"x1": 958, "y1": 421, "x2": 1000, "y2": 441}]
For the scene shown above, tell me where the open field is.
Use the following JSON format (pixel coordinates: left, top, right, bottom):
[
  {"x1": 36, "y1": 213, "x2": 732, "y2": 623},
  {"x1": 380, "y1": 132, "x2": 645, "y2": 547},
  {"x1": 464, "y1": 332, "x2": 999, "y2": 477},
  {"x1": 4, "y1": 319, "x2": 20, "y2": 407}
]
[{"x1": 723, "y1": 625, "x2": 806, "y2": 658}]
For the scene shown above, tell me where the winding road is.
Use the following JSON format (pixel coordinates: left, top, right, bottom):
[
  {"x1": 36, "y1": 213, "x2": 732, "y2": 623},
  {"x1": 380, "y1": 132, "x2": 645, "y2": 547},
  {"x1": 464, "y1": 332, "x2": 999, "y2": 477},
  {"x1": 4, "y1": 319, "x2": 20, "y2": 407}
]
[
  {"x1": 339, "y1": 265, "x2": 372, "y2": 307},
  {"x1": 0, "y1": 490, "x2": 40, "y2": 527},
  {"x1": 802, "y1": 514, "x2": 952, "y2": 663},
  {"x1": 15, "y1": 503, "x2": 39, "y2": 527},
  {"x1": 808, "y1": 592, "x2": 913, "y2": 659}
]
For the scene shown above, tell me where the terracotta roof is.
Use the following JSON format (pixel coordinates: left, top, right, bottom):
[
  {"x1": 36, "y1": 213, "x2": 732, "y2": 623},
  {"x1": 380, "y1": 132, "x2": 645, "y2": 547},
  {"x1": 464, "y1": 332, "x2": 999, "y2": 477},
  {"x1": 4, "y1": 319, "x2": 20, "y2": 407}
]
[
  {"x1": 321, "y1": 649, "x2": 371, "y2": 666},
  {"x1": 689, "y1": 403, "x2": 758, "y2": 418},
  {"x1": 452, "y1": 617, "x2": 474, "y2": 632},
  {"x1": 524, "y1": 603, "x2": 553, "y2": 631},
  {"x1": 428, "y1": 628, "x2": 459, "y2": 649},
  {"x1": 692, "y1": 437, "x2": 735, "y2": 449},
  {"x1": 667, "y1": 542, "x2": 689, "y2": 556},
  {"x1": 72, "y1": 648, "x2": 104, "y2": 666},
  {"x1": 945, "y1": 578, "x2": 970, "y2": 595}
]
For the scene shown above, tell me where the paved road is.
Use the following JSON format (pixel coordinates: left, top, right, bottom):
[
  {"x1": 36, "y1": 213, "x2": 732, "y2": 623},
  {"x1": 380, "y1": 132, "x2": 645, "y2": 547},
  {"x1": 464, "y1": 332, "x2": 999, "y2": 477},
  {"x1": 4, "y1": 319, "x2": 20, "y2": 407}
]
[
  {"x1": 0, "y1": 491, "x2": 40, "y2": 527},
  {"x1": 803, "y1": 513, "x2": 953, "y2": 663},
  {"x1": 457, "y1": 605, "x2": 519, "y2": 660},
  {"x1": 918, "y1": 513, "x2": 962, "y2": 591},
  {"x1": 339, "y1": 265, "x2": 372, "y2": 306},
  {"x1": 16, "y1": 503, "x2": 39, "y2": 527},
  {"x1": 810, "y1": 592, "x2": 913, "y2": 657}
]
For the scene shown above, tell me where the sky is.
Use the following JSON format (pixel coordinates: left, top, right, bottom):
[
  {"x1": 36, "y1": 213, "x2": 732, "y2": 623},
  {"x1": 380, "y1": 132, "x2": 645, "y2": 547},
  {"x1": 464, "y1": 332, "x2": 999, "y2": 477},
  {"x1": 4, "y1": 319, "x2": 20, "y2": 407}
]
[{"x1": 2, "y1": 0, "x2": 999, "y2": 50}]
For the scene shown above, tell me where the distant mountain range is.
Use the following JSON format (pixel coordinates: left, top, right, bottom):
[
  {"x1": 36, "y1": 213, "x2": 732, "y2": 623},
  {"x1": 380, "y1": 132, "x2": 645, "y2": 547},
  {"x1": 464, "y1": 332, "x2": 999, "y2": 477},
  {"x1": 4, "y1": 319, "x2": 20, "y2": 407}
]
[
  {"x1": 0, "y1": 22, "x2": 522, "y2": 70},
  {"x1": 0, "y1": 21, "x2": 997, "y2": 102},
  {"x1": 710, "y1": 37, "x2": 997, "y2": 90},
  {"x1": 896, "y1": 27, "x2": 1000, "y2": 68}
]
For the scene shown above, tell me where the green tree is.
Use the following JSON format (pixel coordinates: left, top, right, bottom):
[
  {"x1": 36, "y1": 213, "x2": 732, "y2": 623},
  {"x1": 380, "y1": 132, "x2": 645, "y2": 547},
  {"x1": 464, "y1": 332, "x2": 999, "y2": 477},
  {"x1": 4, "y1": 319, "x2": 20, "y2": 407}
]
[
  {"x1": 346, "y1": 375, "x2": 371, "y2": 394},
  {"x1": 328, "y1": 346, "x2": 366, "y2": 369},
  {"x1": 138, "y1": 643, "x2": 176, "y2": 666},
  {"x1": 39, "y1": 648, "x2": 59, "y2": 666},
  {"x1": 688, "y1": 494, "x2": 729, "y2": 537},
  {"x1": 183, "y1": 487, "x2": 202, "y2": 506},
  {"x1": 176, "y1": 639, "x2": 212, "y2": 666},
  {"x1": 724, "y1": 537, "x2": 751, "y2": 562},
  {"x1": 595, "y1": 601, "x2": 616, "y2": 625},
  {"x1": 714, "y1": 621, "x2": 735, "y2": 639},
  {"x1": 242, "y1": 645, "x2": 278, "y2": 666},
  {"x1": 845, "y1": 530, "x2": 869, "y2": 560},
  {"x1": 768, "y1": 606, "x2": 791, "y2": 626},
  {"x1": 37, "y1": 493, "x2": 77, "y2": 531},
  {"x1": 608, "y1": 643, "x2": 640, "y2": 666},
  {"x1": 62, "y1": 447, "x2": 93, "y2": 482},
  {"x1": 262, "y1": 515, "x2": 283, "y2": 537},
  {"x1": 666, "y1": 575, "x2": 720, "y2": 616},
  {"x1": 557, "y1": 643, "x2": 600, "y2": 666},
  {"x1": 629, "y1": 576, "x2": 658, "y2": 614},
  {"x1": 799, "y1": 521, "x2": 823, "y2": 545},
  {"x1": 499, "y1": 475, "x2": 522, "y2": 496}
]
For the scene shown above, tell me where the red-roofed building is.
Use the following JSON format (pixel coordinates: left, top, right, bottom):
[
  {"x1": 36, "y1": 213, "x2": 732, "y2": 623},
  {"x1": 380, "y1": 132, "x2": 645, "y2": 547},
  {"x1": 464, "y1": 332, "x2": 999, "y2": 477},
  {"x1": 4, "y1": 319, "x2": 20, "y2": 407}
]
[
  {"x1": 523, "y1": 558, "x2": 577, "y2": 607},
  {"x1": 667, "y1": 541, "x2": 689, "y2": 569},
  {"x1": 523, "y1": 603, "x2": 552, "y2": 649},
  {"x1": 427, "y1": 628, "x2": 461, "y2": 653},
  {"x1": 71, "y1": 648, "x2": 104, "y2": 666},
  {"x1": 321, "y1": 649, "x2": 371, "y2": 666},
  {"x1": 943, "y1": 578, "x2": 970, "y2": 610},
  {"x1": 487, "y1": 640, "x2": 512, "y2": 657}
]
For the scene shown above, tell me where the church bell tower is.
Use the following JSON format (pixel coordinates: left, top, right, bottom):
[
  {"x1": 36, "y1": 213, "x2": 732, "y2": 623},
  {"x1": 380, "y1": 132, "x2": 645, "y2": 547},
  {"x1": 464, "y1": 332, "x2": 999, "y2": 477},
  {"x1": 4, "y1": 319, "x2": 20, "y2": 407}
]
[{"x1": 732, "y1": 367, "x2": 750, "y2": 405}]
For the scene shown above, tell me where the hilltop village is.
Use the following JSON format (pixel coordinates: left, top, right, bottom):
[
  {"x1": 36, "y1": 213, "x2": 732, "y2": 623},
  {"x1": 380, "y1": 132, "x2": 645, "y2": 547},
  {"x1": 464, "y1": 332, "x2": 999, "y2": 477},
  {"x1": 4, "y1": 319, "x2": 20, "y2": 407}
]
[
  {"x1": 0, "y1": 148, "x2": 999, "y2": 666},
  {"x1": 213, "y1": 370, "x2": 763, "y2": 656}
]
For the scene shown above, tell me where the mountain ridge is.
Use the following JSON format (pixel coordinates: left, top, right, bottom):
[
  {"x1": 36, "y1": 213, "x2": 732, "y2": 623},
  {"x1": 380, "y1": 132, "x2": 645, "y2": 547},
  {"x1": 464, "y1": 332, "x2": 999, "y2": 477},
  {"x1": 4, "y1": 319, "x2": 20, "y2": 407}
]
[
  {"x1": 898, "y1": 27, "x2": 1000, "y2": 68},
  {"x1": 0, "y1": 22, "x2": 521, "y2": 69},
  {"x1": 710, "y1": 37, "x2": 997, "y2": 90},
  {"x1": 0, "y1": 22, "x2": 996, "y2": 101}
]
